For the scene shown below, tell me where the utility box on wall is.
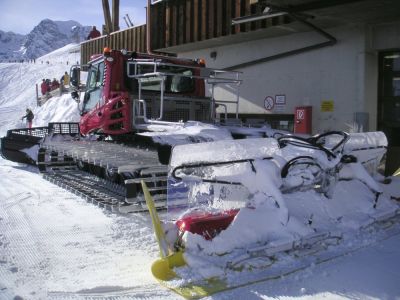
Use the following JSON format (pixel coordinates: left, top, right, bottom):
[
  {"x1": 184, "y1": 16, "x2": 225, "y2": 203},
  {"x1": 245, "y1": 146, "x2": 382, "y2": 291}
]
[{"x1": 294, "y1": 106, "x2": 312, "y2": 134}]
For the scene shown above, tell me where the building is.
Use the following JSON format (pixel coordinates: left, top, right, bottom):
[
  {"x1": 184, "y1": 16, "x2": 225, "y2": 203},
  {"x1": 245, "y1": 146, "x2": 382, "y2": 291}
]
[{"x1": 81, "y1": 0, "x2": 400, "y2": 170}]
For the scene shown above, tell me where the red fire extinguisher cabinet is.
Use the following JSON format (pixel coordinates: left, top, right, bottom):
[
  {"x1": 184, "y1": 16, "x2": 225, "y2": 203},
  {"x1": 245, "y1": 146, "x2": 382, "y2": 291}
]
[{"x1": 294, "y1": 106, "x2": 312, "y2": 134}]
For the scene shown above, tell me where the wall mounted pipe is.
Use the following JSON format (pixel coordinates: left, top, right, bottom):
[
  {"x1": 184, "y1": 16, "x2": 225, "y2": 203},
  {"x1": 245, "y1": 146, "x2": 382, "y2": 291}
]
[{"x1": 225, "y1": 12, "x2": 337, "y2": 71}]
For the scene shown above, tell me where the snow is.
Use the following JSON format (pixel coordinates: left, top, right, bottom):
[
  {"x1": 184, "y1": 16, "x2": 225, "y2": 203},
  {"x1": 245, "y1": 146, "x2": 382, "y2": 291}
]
[
  {"x1": 139, "y1": 121, "x2": 234, "y2": 146},
  {"x1": 166, "y1": 138, "x2": 399, "y2": 286},
  {"x1": 0, "y1": 46, "x2": 81, "y2": 137},
  {"x1": 1, "y1": 45, "x2": 400, "y2": 300}
]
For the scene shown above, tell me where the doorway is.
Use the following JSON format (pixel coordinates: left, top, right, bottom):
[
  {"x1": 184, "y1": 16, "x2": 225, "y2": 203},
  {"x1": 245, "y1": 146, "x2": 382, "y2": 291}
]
[
  {"x1": 378, "y1": 51, "x2": 400, "y2": 146},
  {"x1": 378, "y1": 51, "x2": 400, "y2": 175}
]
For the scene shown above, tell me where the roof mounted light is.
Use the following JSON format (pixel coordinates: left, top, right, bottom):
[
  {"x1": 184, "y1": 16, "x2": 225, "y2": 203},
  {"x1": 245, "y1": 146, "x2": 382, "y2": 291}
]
[
  {"x1": 103, "y1": 47, "x2": 112, "y2": 56},
  {"x1": 198, "y1": 58, "x2": 206, "y2": 66}
]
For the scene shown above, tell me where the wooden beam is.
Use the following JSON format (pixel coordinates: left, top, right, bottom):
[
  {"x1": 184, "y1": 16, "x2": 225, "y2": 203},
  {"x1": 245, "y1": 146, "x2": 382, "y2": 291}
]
[
  {"x1": 171, "y1": 2, "x2": 177, "y2": 46},
  {"x1": 253, "y1": 2, "x2": 261, "y2": 30},
  {"x1": 140, "y1": 26, "x2": 143, "y2": 52},
  {"x1": 193, "y1": 0, "x2": 199, "y2": 42},
  {"x1": 208, "y1": 0, "x2": 215, "y2": 39},
  {"x1": 159, "y1": 3, "x2": 166, "y2": 49},
  {"x1": 133, "y1": 27, "x2": 137, "y2": 51},
  {"x1": 102, "y1": 0, "x2": 113, "y2": 34},
  {"x1": 178, "y1": 1, "x2": 185, "y2": 45},
  {"x1": 216, "y1": 0, "x2": 223, "y2": 37},
  {"x1": 142, "y1": 25, "x2": 146, "y2": 52},
  {"x1": 165, "y1": 3, "x2": 171, "y2": 47},
  {"x1": 150, "y1": 5, "x2": 158, "y2": 50},
  {"x1": 127, "y1": 29, "x2": 132, "y2": 51},
  {"x1": 201, "y1": 0, "x2": 207, "y2": 40},
  {"x1": 112, "y1": 0, "x2": 120, "y2": 32},
  {"x1": 245, "y1": 0, "x2": 251, "y2": 32},
  {"x1": 226, "y1": 0, "x2": 232, "y2": 35},
  {"x1": 185, "y1": 0, "x2": 192, "y2": 43},
  {"x1": 235, "y1": 0, "x2": 241, "y2": 34}
]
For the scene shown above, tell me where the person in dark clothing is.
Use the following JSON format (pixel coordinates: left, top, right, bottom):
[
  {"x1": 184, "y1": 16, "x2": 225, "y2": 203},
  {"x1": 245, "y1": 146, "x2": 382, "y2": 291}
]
[
  {"x1": 40, "y1": 79, "x2": 47, "y2": 95},
  {"x1": 51, "y1": 78, "x2": 60, "y2": 90},
  {"x1": 21, "y1": 108, "x2": 34, "y2": 129},
  {"x1": 87, "y1": 26, "x2": 101, "y2": 40},
  {"x1": 45, "y1": 79, "x2": 51, "y2": 93}
]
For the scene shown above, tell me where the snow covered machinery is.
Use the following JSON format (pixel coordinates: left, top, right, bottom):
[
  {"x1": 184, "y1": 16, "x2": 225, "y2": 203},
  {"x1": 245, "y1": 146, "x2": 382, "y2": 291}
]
[
  {"x1": 142, "y1": 130, "x2": 400, "y2": 298},
  {"x1": 1, "y1": 49, "x2": 254, "y2": 213}
]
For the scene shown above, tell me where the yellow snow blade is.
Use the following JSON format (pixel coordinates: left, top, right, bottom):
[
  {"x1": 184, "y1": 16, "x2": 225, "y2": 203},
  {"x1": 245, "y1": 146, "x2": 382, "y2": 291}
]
[
  {"x1": 151, "y1": 251, "x2": 185, "y2": 281},
  {"x1": 141, "y1": 180, "x2": 171, "y2": 258},
  {"x1": 169, "y1": 277, "x2": 229, "y2": 299},
  {"x1": 141, "y1": 181, "x2": 187, "y2": 277},
  {"x1": 393, "y1": 167, "x2": 400, "y2": 177},
  {"x1": 142, "y1": 180, "x2": 229, "y2": 298}
]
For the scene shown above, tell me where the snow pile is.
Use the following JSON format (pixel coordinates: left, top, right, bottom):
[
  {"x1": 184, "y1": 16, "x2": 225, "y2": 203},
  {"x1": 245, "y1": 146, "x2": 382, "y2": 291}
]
[
  {"x1": 140, "y1": 121, "x2": 234, "y2": 146},
  {"x1": 34, "y1": 93, "x2": 80, "y2": 125},
  {"x1": 165, "y1": 137, "x2": 400, "y2": 283},
  {"x1": 170, "y1": 137, "x2": 280, "y2": 167}
]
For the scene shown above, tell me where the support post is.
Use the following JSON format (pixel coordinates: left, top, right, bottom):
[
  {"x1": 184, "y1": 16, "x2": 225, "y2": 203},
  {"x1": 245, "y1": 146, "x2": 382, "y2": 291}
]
[
  {"x1": 112, "y1": 0, "x2": 120, "y2": 32},
  {"x1": 102, "y1": 0, "x2": 113, "y2": 34}
]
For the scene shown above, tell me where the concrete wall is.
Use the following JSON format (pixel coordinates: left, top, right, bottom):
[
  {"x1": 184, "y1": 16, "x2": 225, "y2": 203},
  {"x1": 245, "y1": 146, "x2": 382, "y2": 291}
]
[{"x1": 178, "y1": 21, "x2": 400, "y2": 134}]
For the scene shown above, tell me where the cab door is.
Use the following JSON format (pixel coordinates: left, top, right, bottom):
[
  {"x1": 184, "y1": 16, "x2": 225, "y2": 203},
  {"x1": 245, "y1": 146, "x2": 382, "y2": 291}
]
[{"x1": 81, "y1": 61, "x2": 105, "y2": 133}]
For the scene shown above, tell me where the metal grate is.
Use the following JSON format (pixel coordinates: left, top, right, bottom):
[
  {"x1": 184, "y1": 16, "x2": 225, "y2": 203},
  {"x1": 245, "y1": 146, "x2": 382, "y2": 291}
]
[
  {"x1": 49, "y1": 122, "x2": 80, "y2": 135},
  {"x1": 195, "y1": 102, "x2": 211, "y2": 122},
  {"x1": 140, "y1": 99, "x2": 212, "y2": 123},
  {"x1": 9, "y1": 126, "x2": 49, "y2": 138}
]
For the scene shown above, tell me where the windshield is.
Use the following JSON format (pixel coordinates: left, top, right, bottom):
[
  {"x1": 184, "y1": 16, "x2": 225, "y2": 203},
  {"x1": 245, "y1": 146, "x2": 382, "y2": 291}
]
[{"x1": 128, "y1": 64, "x2": 195, "y2": 94}]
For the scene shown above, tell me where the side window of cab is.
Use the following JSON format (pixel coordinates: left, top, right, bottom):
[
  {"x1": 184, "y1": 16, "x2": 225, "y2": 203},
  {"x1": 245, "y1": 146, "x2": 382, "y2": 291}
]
[
  {"x1": 88, "y1": 62, "x2": 104, "y2": 89},
  {"x1": 83, "y1": 62, "x2": 105, "y2": 113}
]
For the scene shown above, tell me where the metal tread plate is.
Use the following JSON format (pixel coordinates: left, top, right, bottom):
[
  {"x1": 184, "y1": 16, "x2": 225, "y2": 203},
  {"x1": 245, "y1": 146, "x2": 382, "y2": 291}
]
[
  {"x1": 42, "y1": 169, "x2": 165, "y2": 213},
  {"x1": 41, "y1": 140, "x2": 162, "y2": 170}
]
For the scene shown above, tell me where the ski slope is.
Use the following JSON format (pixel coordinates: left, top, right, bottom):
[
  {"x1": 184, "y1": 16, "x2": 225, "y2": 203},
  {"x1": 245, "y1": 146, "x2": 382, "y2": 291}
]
[{"x1": 0, "y1": 45, "x2": 400, "y2": 300}]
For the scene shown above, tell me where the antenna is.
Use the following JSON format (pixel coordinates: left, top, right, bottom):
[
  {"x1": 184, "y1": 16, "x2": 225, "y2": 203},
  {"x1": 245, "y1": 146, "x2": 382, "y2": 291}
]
[
  {"x1": 126, "y1": 14, "x2": 134, "y2": 27},
  {"x1": 123, "y1": 16, "x2": 130, "y2": 27}
]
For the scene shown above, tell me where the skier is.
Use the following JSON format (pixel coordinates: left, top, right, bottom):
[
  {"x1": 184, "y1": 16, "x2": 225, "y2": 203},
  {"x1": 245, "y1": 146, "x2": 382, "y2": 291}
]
[
  {"x1": 87, "y1": 26, "x2": 101, "y2": 40},
  {"x1": 21, "y1": 108, "x2": 34, "y2": 129}
]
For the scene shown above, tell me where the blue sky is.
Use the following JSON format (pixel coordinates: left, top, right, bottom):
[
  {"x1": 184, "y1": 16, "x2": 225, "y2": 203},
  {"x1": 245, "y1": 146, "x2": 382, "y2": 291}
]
[{"x1": 0, "y1": 0, "x2": 147, "y2": 34}]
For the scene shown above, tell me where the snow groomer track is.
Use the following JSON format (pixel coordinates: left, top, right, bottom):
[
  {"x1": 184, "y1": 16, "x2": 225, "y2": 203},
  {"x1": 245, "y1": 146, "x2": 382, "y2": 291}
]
[{"x1": 39, "y1": 138, "x2": 168, "y2": 213}]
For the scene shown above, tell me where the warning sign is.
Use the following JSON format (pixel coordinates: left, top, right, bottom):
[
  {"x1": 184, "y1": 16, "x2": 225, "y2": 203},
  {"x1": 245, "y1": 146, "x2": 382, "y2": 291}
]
[
  {"x1": 296, "y1": 109, "x2": 305, "y2": 120},
  {"x1": 321, "y1": 100, "x2": 334, "y2": 112},
  {"x1": 264, "y1": 96, "x2": 274, "y2": 110}
]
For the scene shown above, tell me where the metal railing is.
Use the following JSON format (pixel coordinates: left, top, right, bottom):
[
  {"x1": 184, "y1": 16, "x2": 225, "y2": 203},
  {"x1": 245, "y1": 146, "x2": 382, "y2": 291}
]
[{"x1": 126, "y1": 59, "x2": 242, "y2": 126}]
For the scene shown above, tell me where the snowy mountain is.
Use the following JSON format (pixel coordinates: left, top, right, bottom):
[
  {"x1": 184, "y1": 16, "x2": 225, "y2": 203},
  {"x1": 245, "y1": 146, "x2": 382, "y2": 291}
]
[
  {"x1": 0, "y1": 19, "x2": 91, "y2": 62},
  {"x1": 0, "y1": 30, "x2": 25, "y2": 61}
]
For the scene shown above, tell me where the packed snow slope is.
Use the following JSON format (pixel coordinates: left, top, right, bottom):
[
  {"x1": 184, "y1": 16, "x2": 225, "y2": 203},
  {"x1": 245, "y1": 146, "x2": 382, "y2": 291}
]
[
  {"x1": 0, "y1": 44, "x2": 80, "y2": 136},
  {"x1": 0, "y1": 45, "x2": 400, "y2": 300}
]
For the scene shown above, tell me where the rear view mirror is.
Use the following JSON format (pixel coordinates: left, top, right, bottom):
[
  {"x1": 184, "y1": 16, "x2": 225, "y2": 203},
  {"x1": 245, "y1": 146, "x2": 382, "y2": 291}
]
[
  {"x1": 70, "y1": 67, "x2": 80, "y2": 87},
  {"x1": 71, "y1": 91, "x2": 80, "y2": 102}
]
